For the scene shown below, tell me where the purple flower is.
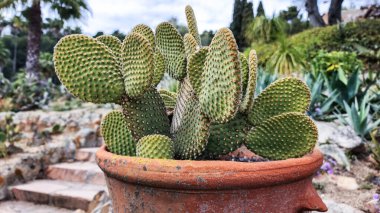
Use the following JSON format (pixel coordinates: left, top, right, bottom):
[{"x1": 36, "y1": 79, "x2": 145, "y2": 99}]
[
  {"x1": 321, "y1": 162, "x2": 331, "y2": 171},
  {"x1": 315, "y1": 107, "x2": 322, "y2": 116},
  {"x1": 373, "y1": 193, "x2": 379, "y2": 201},
  {"x1": 327, "y1": 169, "x2": 334, "y2": 175}
]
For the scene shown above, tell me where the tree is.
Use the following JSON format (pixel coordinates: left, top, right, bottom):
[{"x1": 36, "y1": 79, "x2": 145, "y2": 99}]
[
  {"x1": 0, "y1": 14, "x2": 8, "y2": 36},
  {"x1": 0, "y1": 40, "x2": 10, "y2": 73},
  {"x1": 0, "y1": 0, "x2": 90, "y2": 80},
  {"x1": 256, "y1": 1, "x2": 265, "y2": 17},
  {"x1": 240, "y1": 1, "x2": 254, "y2": 48},
  {"x1": 267, "y1": 35, "x2": 305, "y2": 75},
  {"x1": 229, "y1": 0, "x2": 253, "y2": 49},
  {"x1": 328, "y1": 0, "x2": 344, "y2": 25},
  {"x1": 279, "y1": 6, "x2": 310, "y2": 35},
  {"x1": 200, "y1": 30, "x2": 215, "y2": 46},
  {"x1": 305, "y1": 0, "x2": 326, "y2": 27},
  {"x1": 304, "y1": 0, "x2": 345, "y2": 27},
  {"x1": 245, "y1": 16, "x2": 285, "y2": 44},
  {"x1": 168, "y1": 17, "x2": 188, "y2": 36},
  {"x1": 230, "y1": 0, "x2": 243, "y2": 46}
]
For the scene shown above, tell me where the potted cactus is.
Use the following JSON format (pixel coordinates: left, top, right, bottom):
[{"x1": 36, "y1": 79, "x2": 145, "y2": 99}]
[{"x1": 53, "y1": 5, "x2": 327, "y2": 213}]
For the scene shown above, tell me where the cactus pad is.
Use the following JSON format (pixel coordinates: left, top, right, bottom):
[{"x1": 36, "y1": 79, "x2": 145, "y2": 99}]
[
  {"x1": 205, "y1": 113, "x2": 251, "y2": 158},
  {"x1": 174, "y1": 97, "x2": 210, "y2": 160},
  {"x1": 54, "y1": 34, "x2": 125, "y2": 104},
  {"x1": 188, "y1": 47, "x2": 209, "y2": 96},
  {"x1": 159, "y1": 89, "x2": 177, "y2": 109},
  {"x1": 171, "y1": 77, "x2": 194, "y2": 133},
  {"x1": 155, "y1": 22, "x2": 186, "y2": 80},
  {"x1": 122, "y1": 88, "x2": 170, "y2": 141},
  {"x1": 185, "y1": 5, "x2": 202, "y2": 46},
  {"x1": 248, "y1": 77, "x2": 310, "y2": 126},
  {"x1": 152, "y1": 50, "x2": 165, "y2": 86},
  {"x1": 240, "y1": 50, "x2": 258, "y2": 113},
  {"x1": 131, "y1": 24, "x2": 155, "y2": 48},
  {"x1": 240, "y1": 52, "x2": 249, "y2": 93},
  {"x1": 101, "y1": 111, "x2": 136, "y2": 156},
  {"x1": 136, "y1": 134, "x2": 174, "y2": 159},
  {"x1": 121, "y1": 33, "x2": 153, "y2": 98},
  {"x1": 245, "y1": 112, "x2": 318, "y2": 160},
  {"x1": 199, "y1": 28, "x2": 241, "y2": 123},
  {"x1": 96, "y1": 35, "x2": 122, "y2": 58},
  {"x1": 184, "y1": 33, "x2": 198, "y2": 58}
]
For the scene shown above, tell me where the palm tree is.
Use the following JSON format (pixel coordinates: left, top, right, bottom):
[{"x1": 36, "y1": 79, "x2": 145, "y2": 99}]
[
  {"x1": 267, "y1": 35, "x2": 305, "y2": 75},
  {"x1": 0, "y1": 0, "x2": 90, "y2": 80},
  {"x1": 9, "y1": 16, "x2": 26, "y2": 75},
  {"x1": 245, "y1": 16, "x2": 285, "y2": 44}
]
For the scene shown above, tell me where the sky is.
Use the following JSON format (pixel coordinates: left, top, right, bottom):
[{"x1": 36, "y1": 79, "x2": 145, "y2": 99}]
[
  {"x1": 2, "y1": 0, "x2": 374, "y2": 36},
  {"x1": 72, "y1": 0, "x2": 370, "y2": 36}
]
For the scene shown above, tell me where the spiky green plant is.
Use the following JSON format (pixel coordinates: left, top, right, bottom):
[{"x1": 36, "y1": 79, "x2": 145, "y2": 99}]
[{"x1": 54, "y1": 5, "x2": 318, "y2": 160}]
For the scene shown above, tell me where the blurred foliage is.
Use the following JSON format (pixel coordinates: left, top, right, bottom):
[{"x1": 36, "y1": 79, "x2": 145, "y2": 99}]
[
  {"x1": 254, "y1": 67, "x2": 278, "y2": 96},
  {"x1": 245, "y1": 16, "x2": 285, "y2": 44},
  {"x1": 304, "y1": 73, "x2": 339, "y2": 119},
  {"x1": 311, "y1": 51, "x2": 363, "y2": 77},
  {"x1": 336, "y1": 94, "x2": 380, "y2": 139},
  {"x1": 290, "y1": 19, "x2": 380, "y2": 70},
  {"x1": 266, "y1": 36, "x2": 305, "y2": 75}
]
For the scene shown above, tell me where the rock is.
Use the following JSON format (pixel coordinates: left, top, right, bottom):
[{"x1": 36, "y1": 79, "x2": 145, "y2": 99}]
[
  {"x1": 73, "y1": 128, "x2": 101, "y2": 148},
  {"x1": 316, "y1": 121, "x2": 362, "y2": 149},
  {"x1": 330, "y1": 126, "x2": 363, "y2": 149},
  {"x1": 365, "y1": 200, "x2": 379, "y2": 213},
  {"x1": 316, "y1": 122, "x2": 336, "y2": 144},
  {"x1": 0, "y1": 201, "x2": 73, "y2": 213},
  {"x1": 333, "y1": 175, "x2": 359, "y2": 190},
  {"x1": 314, "y1": 198, "x2": 363, "y2": 213}
]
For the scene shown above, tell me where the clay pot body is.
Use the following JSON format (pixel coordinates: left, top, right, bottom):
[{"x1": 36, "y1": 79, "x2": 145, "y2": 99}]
[{"x1": 96, "y1": 145, "x2": 327, "y2": 213}]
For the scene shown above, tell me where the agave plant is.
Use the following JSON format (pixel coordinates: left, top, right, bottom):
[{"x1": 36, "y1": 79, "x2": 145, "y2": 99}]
[{"x1": 336, "y1": 94, "x2": 380, "y2": 139}]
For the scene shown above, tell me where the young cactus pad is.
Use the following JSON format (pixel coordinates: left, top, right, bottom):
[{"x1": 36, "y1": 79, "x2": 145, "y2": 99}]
[{"x1": 53, "y1": 5, "x2": 318, "y2": 161}]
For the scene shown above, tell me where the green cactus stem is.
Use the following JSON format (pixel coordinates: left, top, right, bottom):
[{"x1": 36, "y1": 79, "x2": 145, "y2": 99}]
[
  {"x1": 121, "y1": 33, "x2": 153, "y2": 98},
  {"x1": 199, "y1": 28, "x2": 242, "y2": 124},
  {"x1": 174, "y1": 97, "x2": 210, "y2": 160},
  {"x1": 248, "y1": 77, "x2": 311, "y2": 126},
  {"x1": 185, "y1": 5, "x2": 202, "y2": 46},
  {"x1": 136, "y1": 134, "x2": 174, "y2": 159},
  {"x1": 53, "y1": 34, "x2": 125, "y2": 104},
  {"x1": 188, "y1": 47, "x2": 209, "y2": 96},
  {"x1": 155, "y1": 22, "x2": 186, "y2": 81},
  {"x1": 240, "y1": 50, "x2": 258, "y2": 113},
  {"x1": 122, "y1": 88, "x2": 170, "y2": 141},
  {"x1": 245, "y1": 112, "x2": 318, "y2": 160},
  {"x1": 101, "y1": 111, "x2": 136, "y2": 156}
]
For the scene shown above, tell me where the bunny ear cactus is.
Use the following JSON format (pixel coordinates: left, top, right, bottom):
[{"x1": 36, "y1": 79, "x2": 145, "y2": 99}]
[
  {"x1": 53, "y1": 5, "x2": 318, "y2": 161},
  {"x1": 54, "y1": 35, "x2": 125, "y2": 104}
]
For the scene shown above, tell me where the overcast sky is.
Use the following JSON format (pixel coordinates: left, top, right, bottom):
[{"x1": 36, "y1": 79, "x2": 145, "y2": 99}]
[
  {"x1": 3, "y1": 0, "x2": 374, "y2": 36},
  {"x1": 73, "y1": 0, "x2": 372, "y2": 36}
]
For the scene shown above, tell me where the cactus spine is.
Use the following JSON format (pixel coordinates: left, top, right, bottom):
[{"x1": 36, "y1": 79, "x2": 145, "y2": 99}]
[{"x1": 54, "y1": 5, "x2": 318, "y2": 160}]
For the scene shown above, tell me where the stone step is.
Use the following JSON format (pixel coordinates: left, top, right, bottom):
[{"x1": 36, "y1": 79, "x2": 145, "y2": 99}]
[
  {"x1": 75, "y1": 147, "x2": 98, "y2": 162},
  {"x1": 0, "y1": 200, "x2": 74, "y2": 213},
  {"x1": 46, "y1": 161, "x2": 105, "y2": 185},
  {"x1": 10, "y1": 179, "x2": 106, "y2": 211}
]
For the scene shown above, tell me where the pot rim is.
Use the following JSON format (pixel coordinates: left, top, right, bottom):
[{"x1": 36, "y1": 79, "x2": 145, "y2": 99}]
[{"x1": 96, "y1": 145, "x2": 323, "y2": 190}]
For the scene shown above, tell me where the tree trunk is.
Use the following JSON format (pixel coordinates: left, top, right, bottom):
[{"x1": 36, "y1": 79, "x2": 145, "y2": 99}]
[
  {"x1": 328, "y1": 0, "x2": 344, "y2": 25},
  {"x1": 305, "y1": 0, "x2": 326, "y2": 27},
  {"x1": 25, "y1": 0, "x2": 42, "y2": 80},
  {"x1": 12, "y1": 37, "x2": 18, "y2": 74}
]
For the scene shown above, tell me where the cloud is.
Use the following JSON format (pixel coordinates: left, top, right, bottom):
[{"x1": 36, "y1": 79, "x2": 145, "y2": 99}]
[{"x1": 69, "y1": 0, "x2": 362, "y2": 36}]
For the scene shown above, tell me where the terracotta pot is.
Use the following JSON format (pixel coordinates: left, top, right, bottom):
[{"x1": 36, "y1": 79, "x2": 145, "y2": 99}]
[{"x1": 96, "y1": 145, "x2": 327, "y2": 213}]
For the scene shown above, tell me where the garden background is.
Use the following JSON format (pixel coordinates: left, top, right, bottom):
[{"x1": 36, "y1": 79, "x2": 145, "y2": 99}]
[{"x1": 0, "y1": 0, "x2": 379, "y2": 212}]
